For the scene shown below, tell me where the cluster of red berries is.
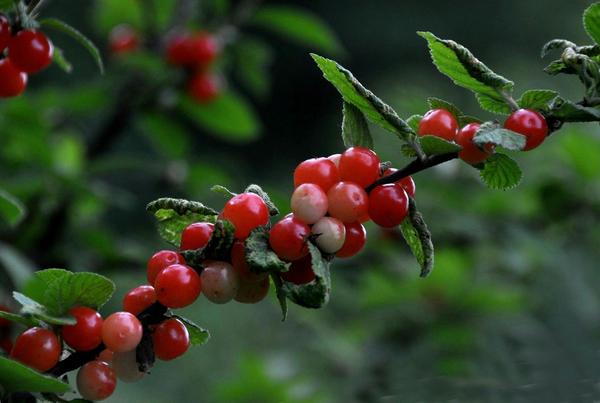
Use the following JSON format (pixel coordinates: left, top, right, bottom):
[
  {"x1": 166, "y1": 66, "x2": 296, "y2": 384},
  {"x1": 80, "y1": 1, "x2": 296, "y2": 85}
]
[
  {"x1": 418, "y1": 108, "x2": 549, "y2": 164},
  {"x1": 0, "y1": 16, "x2": 54, "y2": 98}
]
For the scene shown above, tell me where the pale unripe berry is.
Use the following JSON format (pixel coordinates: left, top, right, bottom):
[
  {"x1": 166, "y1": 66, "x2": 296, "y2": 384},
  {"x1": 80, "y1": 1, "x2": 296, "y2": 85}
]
[
  {"x1": 290, "y1": 183, "x2": 328, "y2": 224},
  {"x1": 201, "y1": 261, "x2": 240, "y2": 304},
  {"x1": 102, "y1": 312, "x2": 143, "y2": 353},
  {"x1": 77, "y1": 360, "x2": 117, "y2": 401},
  {"x1": 112, "y1": 349, "x2": 145, "y2": 383},
  {"x1": 311, "y1": 217, "x2": 346, "y2": 254}
]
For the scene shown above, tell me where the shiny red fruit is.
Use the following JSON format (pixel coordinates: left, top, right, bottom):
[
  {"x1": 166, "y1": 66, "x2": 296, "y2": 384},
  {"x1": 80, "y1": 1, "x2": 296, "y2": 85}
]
[
  {"x1": 0, "y1": 15, "x2": 11, "y2": 52},
  {"x1": 0, "y1": 304, "x2": 12, "y2": 328},
  {"x1": 269, "y1": 214, "x2": 310, "y2": 262},
  {"x1": 339, "y1": 147, "x2": 380, "y2": 188},
  {"x1": 293, "y1": 158, "x2": 339, "y2": 192},
  {"x1": 147, "y1": 250, "x2": 185, "y2": 285},
  {"x1": 123, "y1": 285, "x2": 157, "y2": 315},
  {"x1": 455, "y1": 123, "x2": 492, "y2": 164},
  {"x1": 336, "y1": 222, "x2": 367, "y2": 258},
  {"x1": 188, "y1": 73, "x2": 220, "y2": 103},
  {"x1": 11, "y1": 327, "x2": 61, "y2": 371},
  {"x1": 155, "y1": 264, "x2": 202, "y2": 308},
  {"x1": 102, "y1": 312, "x2": 143, "y2": 353},
  {"x1": 152, "y1": 318, "x2": 189, "y2": 361},
  {"x1": 418, "y1": 109, "x2": 458, "y2": 141},
  {"x1": 8, "y1": 29, "x2": 53, "y2": 73},
  {"x1": 166, "y1": 32, "x2": 218, "y2": 66},
  {"x1": 62, "y1": 307, "x2": 104, "y2": 352},
  {"x1": 77, "y1": 360, "x2": 117, "y2": 401},
  {"x1": 180, "y1": 222, "x2": 214, "y2": 251},
  {"x1": 221, "y1": 193, "x2": 270, "y2": 240},
  {"x1": 368, "y1": 184, "x2": 409, "y2": 228},
  {"x1": 382, "y1": 168, "x2": 416, "y2": 198},
  {"x1": 280, "y1": 255, "x2": 315, "y2": 285},
  {"x1": 0, "y1": 59, "x2": 27, "y2": 98},
  {"x1": 109, "y1": 24, "x2": 139, "y2": 54},
  {"x1": 234, "y1": 277, "x2": 270, "y2": 303},
  {"x1": 504, "y1": 108, "x2": 548, "y2": 151},
  {"x1": 327, "y1": 181, "x2": 369, "y2": 223}
]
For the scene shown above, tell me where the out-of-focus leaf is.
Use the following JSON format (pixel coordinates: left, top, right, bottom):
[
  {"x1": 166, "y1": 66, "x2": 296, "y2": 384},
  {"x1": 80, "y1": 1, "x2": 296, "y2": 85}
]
[
  {"x1": 235, "y1": 37, "x2": 273, "y2": 99},
  {"x1": 0, "y1": 188, "x2": 25, "y2": 227},
  {"x1": 0, "y1": 356, "x2": 71, "y2": 393},
  {"x1": 0, "y1": 242, "x2": 34, "y2": 288},
  {"x1": 51, "y1": 46, "x2": 73, "y2": 73},
  {"x1": 584, "y1": 2, "x2": 600, "y2": 45},
  {"x1": 138, "y1": 113, "x2": 190, "y2": 158},
  {"x1": 94, "y1": 0, "x2": 142, "y2": 33}
]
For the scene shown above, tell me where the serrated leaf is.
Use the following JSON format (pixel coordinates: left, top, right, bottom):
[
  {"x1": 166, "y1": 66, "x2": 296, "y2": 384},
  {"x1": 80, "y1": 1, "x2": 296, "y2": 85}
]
[
  {"x1": 584, "y1": 3, "x2": 600, "y2": 45},
  {"x1": 419, "y1": 135, "x2": 462, "y2": 156},
  {"x1": 549, "y1": 98, "x2": 600, "y2": 122},
  {"x1": 544, "y1": 59, "x2": 574, "y2": 76},
  {"x1": 472, "y1": 122, "x2": 526, "y2": 151},
  {"x1": 51, "y1": 47, "x2": 73, "y2": 73},
  {"x1": 211, "y1": 185, "x2": 236, "y2": 199},
  {"x1": 244, "y1": 184, "x2": 279, "y2": 216},
  {"x1": 0, "y1": 356, "x2": 71, "y2": 393},
  {"x1": 475, "y1": 93, "x2": 512, "y2": 114},
  {"x1": 147, "y1": 198, "x2": 218, "y2": 247},
  {"x1": 418, "y1": 31, "x2": 513, "y2": 110},
  {"x1": 245, "y1": 227, "x2": 289, "y2": 273},
  {"x1": 400, "y1": 198, "x2": 434, "y2": 277},
  {"x1": 251, "y1": 6, "x2": 343, "y2": 54},
  {"x1": 342, "y1": 101, "x2": 373, "y2": 149},
  {"x1": 173, "y1": 316, "x2": 210, "y2": 346},
  {"x1": 0, "y1": 188, "x2": 25, "y2": 227},
  {"x1": 427, "y1": 97, "x2": 463, "y2": 120},
  {"x1": 181, "y1": 220, "x2": 235, "y2": 267},
  {"x1": 12, "y1": 292, "x2": 75, "y2": 325},
  {"x1": 40, "y1": 18, "x2": 104, "y2": 74},
  {"x1": 406, "y1": 114, "x2": 423, "y2": 132},
  {"x1": 479, "y1": 153, "x2": 522, "y2": 190},
  {"x1": 517, "y1": 89, "x2": 559, "y2": 111},
  {"x1": 311, "y1": 54, "x2": 424, "y2": 158},
  {"x1": 281, "y1": 242, "x2": 331, "y2": 308},
  {"x1": 179, "y1": 92, "x2": 261, "y2": 142},
  {"x1": 457, "y1": 115, "x2": 483, "y2": 126},
  {"x1": 270, "y1": 274, "x2": 288, "y2": 321}
]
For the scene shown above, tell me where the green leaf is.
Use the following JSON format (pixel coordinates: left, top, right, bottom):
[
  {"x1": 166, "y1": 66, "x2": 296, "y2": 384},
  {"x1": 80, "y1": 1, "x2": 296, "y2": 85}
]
[
  {"x1": 426, "y1": 97, "x2": 463, "y2": 120},
  {"x1": 235, "y1": 38, "x2": 273, "y2": 99},
  {"x1": 457, "y1": 115, "x2": 483, "y2": 126},
  {"x1": 244, "y1": 184, "x2": 279, "y2": 216},
  {"x1": 51, "y1": 46, "x2": 73, "y2": 73},
  {"x1": 173, "y1": 316, "x2": 210, "y2": 346},
  {"x1": 0, "y1": 310, "x2": 36, "y2": 327},
  {"x1": 12, "y1": 292, "x2": 75, "y2": 325},
  {"x1": 584, "y1": 3, "x2": 600, "y2": 45},
  {"x1": 480, "y1": 153, "x2": 522, "y2": 190},
  {"x1": 181, "y1": 220, "x2": 235, "y2": 267},
  {"x1": 475, "y1": 93, "x2": 511, "y2": 114},
  {"x1": 544, "y1": 59, "x2": 573, "y2": 76},
  {"x1": 40, "y1": 18, "x2": 104, "y2": 74},
  {"x1": 418, "y1": 135, "x2": 462, "y2": 156},
  {"x1": 0, "y1": 356, "x2": 71, "y2": 393},
  {"x1": 342, "y1": 102, "x2": 373, "y2": 149},
  {"x1": 549, "y1": 98, "x2": 600, "y2": 122},
  {"x1": 211, "y1": 185, "x2": 237, "y2": 200},
  {"x1": 400, "y1": 198, "x2": 434, "y2": 277},
  {"x1": 270, "y1": 274, "x2": 288, "y2": 321},
  {"x1": 94, "y1": 0, "x2": 142, "y2": 33},
  {"x1": 472, "y1": 122, "x2": 526, "y2": 151},
  {"x1": 517, "y1": 89, "x2": 559, "y2": 111},
  {"x1": 281, "y1": 242, "x2": 331, "y2": 308},
  {"x1": 541, "y1": 39, "x2": 577, "y2": 58},
  {"x1": 251, "y1": 6, "x2": 343, "y2": 54},
  {"x1": 245, "y1": 227, "x2": 289, "y2": 274},
  {"x1": 138, "y1": 114, "x2": 190, "y2": 159},
  {"x1": 179, "y1": 92, "x2": 261, "y2": 142},
  {"x1": 146, "y1": 198, "x2": 219, "y2": 247},
  {"x1": 0, "y1": 0, "x2": 11, "y2": 11},
  {"x1": 418, "y1": 31, "x2": 513, "y2": 109},
  {"x1": 311, "y1": 54, "x2": 423, "y2": 158},
  {"x1": 406, "y1": 114, "x2": 422, "y2": 132},
  {"x1": 0, "y1": 188, "x2": 25, "y2": 227}
]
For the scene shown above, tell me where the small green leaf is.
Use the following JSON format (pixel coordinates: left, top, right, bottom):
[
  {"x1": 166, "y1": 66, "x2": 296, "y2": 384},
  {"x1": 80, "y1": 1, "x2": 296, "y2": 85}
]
[
  {"x1": 0, "y1": 310, "x2": 36, "y2": 327},
  {"x1": 426, "y1": 97, "x2": 463, "y2": 120},
  {"x1": 235, "y1": 38, "x2": 273, "y2": 99},
  {"x1": 0, "y1": 356, "x2": 71, "y2": 393},
  {"x1": 541, "y1": 39, "x2": 577, "y2": 58},
  {"x1": 419, "y1": 135, "x2": 462, "y2": 156},
  {"x1": 418, "y1": 31, "x2": 513, "y2": 110},
  {"x1": 517, "y1": 89, "x2": 559, "y2": 111},
  {"x1": 12, "y1": 292, "x2": 75, "y2": 325},
  {"x1": 173, "y1": 316, "x2": 210, "y2": 346},
  {"x1": 311, "y1": 54, "x2": 423, "y2": 158},
  {"x1": 0, "y1": 188, "x2": 25, "y2": 227},
  {"x1": 179, "y1": 92, "x2": 261, "y2": 142},
  {"x1": 457, "y1": 115, "x2": 483, "y2": 126},
  {"x1": 549, "y1": 98, "x2": 600, "y2": 122},
  {"x1": 400, "y1": 198, "x2": 434, "y2": 277},
  {"x1": 51, "y1": 46, "x2": 73, "y2": 73},
  {"x1": 406, "y1": 114, "x2": 423, "y2": 132},
  {"x1": 245, "y1": 227, "x2": 289, "y2": 274},
  {"x1": 472, "y1": 122, "x2": 526, "y2": 151},
  {"x1": 40, "y1": 18, "x2": 104, "y2": 74},
  {"x1": 480, "y1": 153, "x2": 522, "y2": 190},
  {"x1": 211, "y1": 185, "x2": 237, "y2": 200},
  {"x1": 251, "y1": 6, "x2": 343, "y2": 54},
  {"x1": 584, "y1": 3, "x2": 600, "y2": 45},
  {"x1": 475, "y1": 93, "x2": 511, "y2": 114},
  {"x1": 281, "y1": 242, "x2": 330, "y2": 308},
  {"x1": 342, "y1": 102, "x2": 373, "y2": 149},
  {"x1": 271, "y1": 274, "x2": 288, "y2": 321},
  {"x1": 544, "y1": 59, "x2": 573, "y2": 76},
  {"x1": 244, "y1": 184, "x2": 279, "y2": 216}
]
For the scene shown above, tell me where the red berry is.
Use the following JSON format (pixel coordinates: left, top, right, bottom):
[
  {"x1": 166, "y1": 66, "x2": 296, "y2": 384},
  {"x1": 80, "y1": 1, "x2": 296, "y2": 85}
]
[
  {"x1": 97, "y1": 349, "x2": 114, "y2": 365},
  {"x1": 8, "y1": 29, "x2": 53, "y2": 73},
  {"x1": 147, "y1": 250, "x2": 185, "y2": 285},
  {"x1": 418, "y1": 109, "x2": 458, "y2": 141},
  {"x1": 166, "y1": 32, "x2": 218, "y2": 66},
  {"x1": 327, "y1": 153, "x2": 341, "y2": 168},
  {"x1": 269, "y1": 214, "x2": 310, "y2": 261},
  {"x1": 188, "y1": 73, "x2": 220, "y2": 103},
  {"x1": 235, "y1": 277, "x2": 270, "y2": 303},
  {"x1": 290, "y1": 183, "x2": 328, "y2": 224},
  {"x1": 339, "y1": 147, "x2": 380, "y2": 188},
  {"x1": 109, "y1": 24, "x2": 139, "y2": 54},
  {"x1": 200, "y1": 260, "x2": 240, "y2": 304},
  {"x1": 77, "y1": 360, "x2": 116, "y2": 401},
  {"x1": 455, "y1": 122, "x2": 492, "y2": 164},
  {"x1": 368, "y1": 184, "x2": 409, "y2": 228},
  {"x1": 221, "y1": 193, "x2": 270, "y2": 240},
  {"x1": 280, "y1": 255, "x2": 315, "y2": 285},
  {"x1": 311, "y1": 216, "x2": 346, "y2": 254},
  {"x1": 123, "y1": 285, "x2": 157, "y2": 315},
  {"x1": 294, "y1": 158, "x2": 339, "y2": 192},
  {"x1": 382, "y1": 169, "x2": 416, "y2": 198},
  {"x1": 336, "y1": 222, "x2": 367, "y2": 258},
  {"x1": 504, "y1": 108, "x2": 548, "y2": 151},
  {"x1": 327, "y1": 181, "x2": 369, "y2": 223},
  {"x1": 0, "y1": 15, "x2": 11, "y2": 52},
  {"x1": 11, "y1": 327, "x2": 61, "y2": 371},
  {"x1": 0, "y1": 305, "x2": 12, "y2": 328},
  {"x1": 0, "y1": 338, "x2": 13, "y2": 353},
  {"x1": 112, "y1": 350, "x2": 144, "y2": 383},
  {"x1": 155, "y1": 264, "x2": 202, "y2": 308},
  {"x1": 102, "y1": 312, "x2": 143, "y2": 353},
  {"x1": 231, "y1": 240, "x2": 268, "y2": 283},
  {"x1": 180, "y1": 222, "x2": 214, "y2": 251},
  {"x1": 0, "y1": 59, "x2": 27, "y2": 98},
  {"x1": 62, "y1": 307, "x2": 103, "y2": 352},
  {"x1": 152, "y1": 318, "x2": 189, "y2": 361}
]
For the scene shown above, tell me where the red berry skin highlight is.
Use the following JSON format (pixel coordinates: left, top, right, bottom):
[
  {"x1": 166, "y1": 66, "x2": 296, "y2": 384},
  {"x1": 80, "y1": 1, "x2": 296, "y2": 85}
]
[
  {"x1": 418, "y1": 109, "x2": 458, "y2": 141},
  {"x1": 101, "y1": 312, "x2": 143, "y2": 353},
  {"x1": 123, "y1": 285, "x2": 157, "y2": 315},
  {"x1": 0, "y1": 59, "x2": 27, "y2": 98},
  {"x1": 147, "y1": 250, "x2": 185, "y2": 285},
  {"x1": 269, "y1": 214, "x2": 310, "y2": 262},
  {"x1": 504, "y1": 108, "x2": 548, "y2": 151},
  {"x1": 368, "y1": 184, "x2": 409, "y2": 228},
  {"x1": 294, "y1": 158, "x2": 339, "y2": 192},
  {"x1": 77, "y1": 360, "x2": 117, "y2": 401},
  {"x1": 221, "y1": 193, "x2": 270, "y2": 240},
  {"x1": 336, "y1": 222, "x2": 367, "y2": 258},
  {"x1": 11, "y1": 327, "x2": 61, "y2": 372},
  {"x1": 154, "y1": 264, "x2": 202, "y2": 308},
  {"x1": 339, "y1": 147, "x2": 381, "y2": 188},
  {"x1": 455, "y1": 123, "x2": 492, "y2": 164},
  {"x1": 8, "y1": 29, "x2": 54, "y2": 73},
  {"x1": 327, "y1": 181, "x2": 369, "y2": 223},
  {"x1": 62, "y1": 307, "x2": 104, "y2": 352},
  {"x1": 180, "y1": 222, "x2": 214, "y2": 251},
  {"x1": 152, "y1": 318, "x2": 190, "y2": 361}
]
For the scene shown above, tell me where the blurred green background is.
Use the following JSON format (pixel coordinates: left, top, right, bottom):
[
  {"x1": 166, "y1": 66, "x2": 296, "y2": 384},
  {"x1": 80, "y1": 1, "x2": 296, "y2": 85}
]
[{"x1": 2, "y1": 0, "x2": 600, "y2": 401}]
